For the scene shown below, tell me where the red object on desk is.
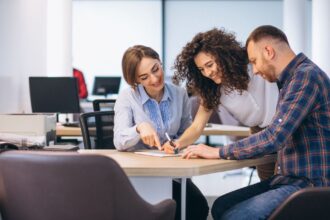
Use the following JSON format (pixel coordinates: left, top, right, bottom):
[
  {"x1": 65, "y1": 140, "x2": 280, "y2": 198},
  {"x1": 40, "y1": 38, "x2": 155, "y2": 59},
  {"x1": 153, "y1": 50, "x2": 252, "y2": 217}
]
[{"x1": 73, "y1": 68, "x2": 88, "y2": 99}]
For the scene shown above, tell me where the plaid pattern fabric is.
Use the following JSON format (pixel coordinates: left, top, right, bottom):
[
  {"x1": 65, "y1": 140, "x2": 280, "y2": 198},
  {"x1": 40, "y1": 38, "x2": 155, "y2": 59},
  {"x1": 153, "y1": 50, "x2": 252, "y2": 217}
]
[{"x1": 219, "y1": 53, "x2": 330, "y2": 186}]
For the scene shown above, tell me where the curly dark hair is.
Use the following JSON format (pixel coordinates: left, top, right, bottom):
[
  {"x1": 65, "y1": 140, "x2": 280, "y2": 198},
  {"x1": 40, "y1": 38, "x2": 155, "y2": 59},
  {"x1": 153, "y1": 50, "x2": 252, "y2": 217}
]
[{"x1": 173, "y1": 28, "x2": 249, "y2": 110}]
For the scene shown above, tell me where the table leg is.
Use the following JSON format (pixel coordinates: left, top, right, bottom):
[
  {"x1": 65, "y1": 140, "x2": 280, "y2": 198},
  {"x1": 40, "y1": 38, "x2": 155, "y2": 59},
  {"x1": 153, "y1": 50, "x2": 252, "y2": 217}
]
[{"x1": 181, "y1": 178, "x2": 187, "y2": 220}]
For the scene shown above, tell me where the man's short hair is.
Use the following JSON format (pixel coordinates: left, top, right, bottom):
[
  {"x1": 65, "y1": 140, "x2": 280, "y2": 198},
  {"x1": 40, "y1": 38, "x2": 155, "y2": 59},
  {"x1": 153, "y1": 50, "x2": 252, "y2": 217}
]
[{"x1": 246, "y1": 25, "x2": 289, "y2": 48}]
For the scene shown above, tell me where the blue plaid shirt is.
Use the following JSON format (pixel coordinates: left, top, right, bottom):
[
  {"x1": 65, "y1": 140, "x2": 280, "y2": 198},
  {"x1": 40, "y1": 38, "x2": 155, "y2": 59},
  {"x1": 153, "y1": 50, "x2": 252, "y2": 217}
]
[{"x1": 219, "y1": 53, "x2": 330, "y2": 187}]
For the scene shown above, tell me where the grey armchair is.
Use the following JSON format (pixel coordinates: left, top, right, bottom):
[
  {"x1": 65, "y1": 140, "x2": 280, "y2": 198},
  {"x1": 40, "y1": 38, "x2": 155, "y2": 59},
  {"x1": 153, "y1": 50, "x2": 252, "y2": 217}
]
[
  {"x1": 0, "y1": 151, "x2": 176, "y2": 220},
  {"x1": 269, "y1": 187, "x2": 330, "y2": 220}
]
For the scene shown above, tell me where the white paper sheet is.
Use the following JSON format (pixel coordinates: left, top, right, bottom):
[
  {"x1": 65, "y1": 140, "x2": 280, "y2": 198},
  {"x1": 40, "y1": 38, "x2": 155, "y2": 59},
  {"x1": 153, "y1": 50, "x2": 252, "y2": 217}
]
[
  {"x1": 0, "y1": 133, "x2": 45, "y2": 147},
  {"x1": 134, "y1": 150, "x2": 182, "y2": 157}
]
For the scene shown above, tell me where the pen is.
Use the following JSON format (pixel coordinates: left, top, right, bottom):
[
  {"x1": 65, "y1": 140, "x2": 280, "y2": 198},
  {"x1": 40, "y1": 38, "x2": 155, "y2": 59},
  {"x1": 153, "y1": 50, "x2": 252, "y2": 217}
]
[{"x1": 165, "y1": 132, "x2": 179, "y2": 154}]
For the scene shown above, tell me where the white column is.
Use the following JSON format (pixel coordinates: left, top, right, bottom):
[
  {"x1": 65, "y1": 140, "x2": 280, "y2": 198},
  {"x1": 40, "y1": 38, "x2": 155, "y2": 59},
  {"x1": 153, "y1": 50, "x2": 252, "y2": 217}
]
[
  {"x1": 0, "y1": 0, "x2": 49, "y2": 113},
  {"x1": 312, "y1": 0, "x2": 330, "y2": 75},
  {"x1": 46, "y1": 0, "x2": 72, "y2": 76},
  {"x1": 283, "y1": 0, "x2": 307, "y2": 54}
]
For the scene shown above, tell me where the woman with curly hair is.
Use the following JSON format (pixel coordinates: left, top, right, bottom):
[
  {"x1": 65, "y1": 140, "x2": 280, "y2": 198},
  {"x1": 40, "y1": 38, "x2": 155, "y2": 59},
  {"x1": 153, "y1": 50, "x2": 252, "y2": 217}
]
[{"x1": 164, "y1": 28, "x2": 279, "y2": 181}]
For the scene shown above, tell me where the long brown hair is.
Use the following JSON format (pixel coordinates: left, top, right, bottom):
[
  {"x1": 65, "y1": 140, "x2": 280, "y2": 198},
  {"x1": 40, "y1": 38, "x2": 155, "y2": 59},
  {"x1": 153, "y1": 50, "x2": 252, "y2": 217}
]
[{"x1": 173, "y1": 28, "x2": 249, "y2": 110}]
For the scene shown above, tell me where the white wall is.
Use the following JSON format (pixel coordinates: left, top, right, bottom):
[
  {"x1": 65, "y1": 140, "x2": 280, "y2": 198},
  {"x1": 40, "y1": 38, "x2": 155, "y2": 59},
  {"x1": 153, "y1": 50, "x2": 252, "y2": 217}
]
[
  {"x1": 312, "y1": 0, "x2": 330, "y2": 75},
  {"x1": 164, "y1": 0, "x2": 283, "y2": 76},
  {"x1": 47, "y1": 0, "x2": 73, "y2": 76},
  {"x1": 0, "y1": 0, "x2": 317, "y2": 113},
  {"x1": 0, "y1": 0, "x2": 48, "y2": 113},
  {"x1": 72, "y1": 0, "x2": 162, "y2": 95},
  {"x1": 0, "y1": 0, "x2": 73, "y2": 113}
]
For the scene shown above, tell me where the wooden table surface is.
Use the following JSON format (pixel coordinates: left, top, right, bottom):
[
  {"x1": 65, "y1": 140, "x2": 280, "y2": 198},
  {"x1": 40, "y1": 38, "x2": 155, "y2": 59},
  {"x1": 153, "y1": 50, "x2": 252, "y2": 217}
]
[{"x1": 78, "y1": 149, "x2": 276, "y2": 177}]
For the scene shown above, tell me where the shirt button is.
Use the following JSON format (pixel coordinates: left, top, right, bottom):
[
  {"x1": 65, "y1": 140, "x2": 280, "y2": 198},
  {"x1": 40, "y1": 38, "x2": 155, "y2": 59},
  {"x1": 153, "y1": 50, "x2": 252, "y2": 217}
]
[{"x1": 278, "y1": 119, "x2": 282, "y2": 123}]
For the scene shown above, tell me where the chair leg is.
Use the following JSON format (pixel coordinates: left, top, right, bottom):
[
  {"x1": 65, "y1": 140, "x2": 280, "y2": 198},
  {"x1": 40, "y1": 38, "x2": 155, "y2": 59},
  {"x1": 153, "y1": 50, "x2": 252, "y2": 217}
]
[{"x1": 248, "y1": 168, "x2": 255, "y2": 185}]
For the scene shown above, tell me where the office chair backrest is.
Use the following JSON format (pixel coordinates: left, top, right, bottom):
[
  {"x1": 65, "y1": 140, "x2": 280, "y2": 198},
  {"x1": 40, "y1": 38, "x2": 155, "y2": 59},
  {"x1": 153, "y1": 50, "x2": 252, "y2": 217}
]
[
  {"x1": 0, "y1": 151, "x2": 176, "y2": 220},
  {"x1": 79, "y1": 111, "x2": 115, "y2": 149},
  {"x1": 92, "y1": 99, "x2": 116, "y2": 111},
  {"x1": 268, "y1": 187, "x2": 330, "y2": 220}
]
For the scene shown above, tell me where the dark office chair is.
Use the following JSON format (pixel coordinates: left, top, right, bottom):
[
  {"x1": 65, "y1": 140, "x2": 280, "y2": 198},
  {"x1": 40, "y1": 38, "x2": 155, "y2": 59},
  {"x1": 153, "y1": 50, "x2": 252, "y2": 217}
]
[
  {"x1": 268, "y1": 187, "x2": 330, "y2": 220},
  {"x1": 93, "y1": 99, "x2": 116, "y2": 111},
  {"x1": 0, "y1": 151, "x2": 176, "y2": 220},
  {"x1": 79, "y1": 111, "x2": 115, "y2": 149}
]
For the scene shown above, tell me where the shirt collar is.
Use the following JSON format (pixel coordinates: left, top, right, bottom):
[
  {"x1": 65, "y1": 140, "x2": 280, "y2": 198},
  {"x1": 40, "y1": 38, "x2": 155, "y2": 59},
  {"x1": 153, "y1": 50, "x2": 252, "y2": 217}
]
[
  {"x1": 277, "y1": 53, "x2": 307, "y2": 89},
  {"x1": 138, "y1": 83, "x2": 171, "y2": 105}
]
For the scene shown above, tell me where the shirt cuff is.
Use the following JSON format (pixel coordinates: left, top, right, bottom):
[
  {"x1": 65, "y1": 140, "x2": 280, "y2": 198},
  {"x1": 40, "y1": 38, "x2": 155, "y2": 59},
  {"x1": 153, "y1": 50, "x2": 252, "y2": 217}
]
[{"x1": 219, "y1": 145, "x2": 232, "y2": 160}]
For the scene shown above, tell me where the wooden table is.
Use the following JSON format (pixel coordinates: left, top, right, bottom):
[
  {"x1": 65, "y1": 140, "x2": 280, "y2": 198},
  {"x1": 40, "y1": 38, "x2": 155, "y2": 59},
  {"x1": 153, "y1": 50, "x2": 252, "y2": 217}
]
[
  {"x1": 57, "y1": 123, "x2": 251, "y2": 137},
  {"x1": 56, "y1": 124, "x2": 82, "y2": 136},
  {"x1": 78, "y1": 149, "x2": 276, "y2": 220},
  {"x1": 57, "y1": 123, "x2": 251, "y2": 219}
]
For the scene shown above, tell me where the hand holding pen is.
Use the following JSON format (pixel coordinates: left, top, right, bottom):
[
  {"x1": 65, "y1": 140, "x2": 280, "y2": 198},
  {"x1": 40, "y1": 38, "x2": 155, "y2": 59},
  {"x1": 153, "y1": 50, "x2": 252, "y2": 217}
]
[{"x1": 164, "y1": 132, "x2": 180, "y2": 154}]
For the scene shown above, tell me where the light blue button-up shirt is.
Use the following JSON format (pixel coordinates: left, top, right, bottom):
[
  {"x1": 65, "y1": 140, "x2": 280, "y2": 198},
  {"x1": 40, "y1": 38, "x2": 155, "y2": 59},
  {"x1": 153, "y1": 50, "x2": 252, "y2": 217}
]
[{"x1": 114, "y1": 83, "x2": 192, "y2": 151}]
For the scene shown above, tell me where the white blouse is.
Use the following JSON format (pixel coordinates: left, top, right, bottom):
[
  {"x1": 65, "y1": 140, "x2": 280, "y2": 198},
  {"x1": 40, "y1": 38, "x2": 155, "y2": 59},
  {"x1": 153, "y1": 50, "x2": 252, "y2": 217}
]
[{"x1": 219, "y1": 73, "x2": 279, "y2": 128}]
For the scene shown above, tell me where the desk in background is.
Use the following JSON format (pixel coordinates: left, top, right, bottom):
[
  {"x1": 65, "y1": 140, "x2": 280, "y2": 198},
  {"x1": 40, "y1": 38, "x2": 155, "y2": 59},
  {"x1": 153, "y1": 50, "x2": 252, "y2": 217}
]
[
  {"x1": 56, "y1": 123, "x2": 251, "y2": 137},
  {"x1": 56, "y1": 124, "x2": 81, "y2": 137},
  {"x1": 203, "y1": 124, "x2": 250, "y2": 137},
  {"x1": 78, "y1": 149, "x2": 276, "y2": 220},
  {"x1": 80, "y1": 98, "x2": 116, "y2": 113}
]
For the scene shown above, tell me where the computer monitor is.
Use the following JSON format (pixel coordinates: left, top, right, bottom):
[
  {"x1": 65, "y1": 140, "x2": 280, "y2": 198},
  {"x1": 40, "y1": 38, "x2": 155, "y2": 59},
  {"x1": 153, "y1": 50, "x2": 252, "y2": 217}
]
[
  {"x1": 29, "y1": 77, "x2": 81, "y2": 114},
  {"x1": 92, "y1": 76, "x2": 121, "y2": 97}
]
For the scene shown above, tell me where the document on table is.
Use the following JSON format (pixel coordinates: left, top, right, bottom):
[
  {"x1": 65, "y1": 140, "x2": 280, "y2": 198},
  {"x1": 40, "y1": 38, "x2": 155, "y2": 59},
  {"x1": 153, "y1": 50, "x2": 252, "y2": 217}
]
[
  {"x1": 43, "y1": 144, "x2": 79, "y2": 151},
  {"x1": 134, "y1": 150, "x2": 182, "y2": 157}
]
